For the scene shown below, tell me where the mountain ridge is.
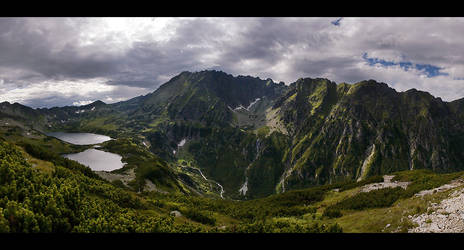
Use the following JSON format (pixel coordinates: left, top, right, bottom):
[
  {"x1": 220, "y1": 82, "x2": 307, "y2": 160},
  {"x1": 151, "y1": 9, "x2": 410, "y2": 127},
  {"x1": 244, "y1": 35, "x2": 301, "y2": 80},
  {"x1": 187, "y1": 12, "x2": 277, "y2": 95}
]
[{"x1": 2, "y1": 70, "x2": 464, "y2": 199}]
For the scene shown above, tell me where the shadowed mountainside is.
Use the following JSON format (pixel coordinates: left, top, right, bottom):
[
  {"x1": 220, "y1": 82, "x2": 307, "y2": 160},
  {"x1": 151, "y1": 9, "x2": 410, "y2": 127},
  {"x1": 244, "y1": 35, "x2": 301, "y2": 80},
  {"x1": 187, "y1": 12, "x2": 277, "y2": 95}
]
[{"x1": 2, "y1": 70, "x2": 464, "y2": 199}]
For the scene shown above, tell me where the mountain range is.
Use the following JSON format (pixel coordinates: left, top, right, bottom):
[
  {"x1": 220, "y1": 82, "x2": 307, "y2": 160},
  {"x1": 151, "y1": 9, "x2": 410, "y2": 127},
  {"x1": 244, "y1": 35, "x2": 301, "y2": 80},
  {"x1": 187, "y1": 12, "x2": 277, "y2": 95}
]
[{"x1": 2, "y1": 70, "x2": 464, "y2": 200}]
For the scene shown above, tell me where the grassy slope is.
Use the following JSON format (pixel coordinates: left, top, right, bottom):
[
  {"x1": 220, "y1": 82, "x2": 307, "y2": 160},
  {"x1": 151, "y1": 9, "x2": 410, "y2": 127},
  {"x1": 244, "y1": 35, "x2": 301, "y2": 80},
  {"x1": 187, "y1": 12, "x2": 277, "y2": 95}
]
[
  {"x1": 295, "y1": 170, "x2": 464, "y2": 233},
  {"x1": 2, "y1": 127, "x2": 463, "y2": 233}
]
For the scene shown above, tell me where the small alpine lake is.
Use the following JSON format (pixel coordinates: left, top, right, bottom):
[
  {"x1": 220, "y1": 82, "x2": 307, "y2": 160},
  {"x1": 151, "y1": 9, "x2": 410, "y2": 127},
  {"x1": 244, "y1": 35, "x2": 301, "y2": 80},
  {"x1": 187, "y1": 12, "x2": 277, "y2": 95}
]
[
  {"x1": 46, "y1": 132, "x2": 112, "y2": 145},
  {"x1": 63, "y1": 148, "x2": 125, "y2": 171},
  {"x1": 47, "y1": 131, "x2": 125, "y2": 171}
]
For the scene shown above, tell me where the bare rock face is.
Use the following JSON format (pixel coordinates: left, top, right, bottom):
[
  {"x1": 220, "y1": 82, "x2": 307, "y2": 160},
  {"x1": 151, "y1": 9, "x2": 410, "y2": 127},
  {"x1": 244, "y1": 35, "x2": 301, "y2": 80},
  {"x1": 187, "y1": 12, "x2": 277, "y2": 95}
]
[{"x1": 278, "y1": 79, "x2": 464, "y2": 191}]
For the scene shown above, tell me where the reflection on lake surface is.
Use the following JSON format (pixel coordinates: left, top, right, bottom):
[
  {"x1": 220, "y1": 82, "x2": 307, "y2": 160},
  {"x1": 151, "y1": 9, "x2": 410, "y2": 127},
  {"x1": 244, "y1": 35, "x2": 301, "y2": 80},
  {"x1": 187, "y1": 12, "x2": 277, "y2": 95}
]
[
  {"x1": 64, "y1": 149, "x2": 125, "y2": 171},
  {"x1": 47, "y1": 132, "x2": 112, "y2": 145},
  {"x1": 48, "y1": 132, "x2": 123, "y2": 171}
]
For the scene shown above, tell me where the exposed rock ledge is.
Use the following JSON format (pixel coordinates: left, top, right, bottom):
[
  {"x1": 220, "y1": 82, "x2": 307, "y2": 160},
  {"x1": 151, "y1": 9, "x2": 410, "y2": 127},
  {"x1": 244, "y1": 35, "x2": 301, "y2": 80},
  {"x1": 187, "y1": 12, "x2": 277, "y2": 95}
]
[
  {"x1": 96, "y1": 168, "x2": 135, "y2": 186},
  {"x1": 96, "y1": 168, "x2": 169, "y2": 194},
  {"x1": 360, "y1": 175, "x2": 410, "y2": 193},
  {"x1": 409, "y1": 183, "x2": 464, "y2": 233},
  {"x1": 415, "y1": 179, "x2": 464, "y2": 197}
]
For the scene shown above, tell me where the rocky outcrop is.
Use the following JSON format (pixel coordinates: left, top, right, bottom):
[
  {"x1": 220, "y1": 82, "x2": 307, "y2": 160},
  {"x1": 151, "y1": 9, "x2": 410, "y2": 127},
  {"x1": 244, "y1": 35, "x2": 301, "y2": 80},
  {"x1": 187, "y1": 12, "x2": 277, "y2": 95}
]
[
  {"x1": 360, "y1": 175, "x2": 409, "y2": 193},
  {"x1": 409, "y1": 181, "x2": 464, "y2": 233},
  {"x1": 170, "y1": 210, "x2": 183, "y2": 217}
]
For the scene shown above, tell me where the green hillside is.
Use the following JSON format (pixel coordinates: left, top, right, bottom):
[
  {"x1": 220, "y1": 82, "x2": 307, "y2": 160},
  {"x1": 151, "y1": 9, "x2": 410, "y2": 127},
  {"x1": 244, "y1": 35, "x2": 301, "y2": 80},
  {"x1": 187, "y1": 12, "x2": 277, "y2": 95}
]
[{"x1": 2, "y1": 70, "x2": 464, "y2": 221}]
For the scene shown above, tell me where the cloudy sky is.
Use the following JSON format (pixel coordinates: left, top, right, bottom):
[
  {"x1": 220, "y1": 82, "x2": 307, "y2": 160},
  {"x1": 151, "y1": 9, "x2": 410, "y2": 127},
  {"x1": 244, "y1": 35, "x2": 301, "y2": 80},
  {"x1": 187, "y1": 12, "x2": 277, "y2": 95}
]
[{"x1": 1, "y1": 17, "x2": 464, "y2": 108}]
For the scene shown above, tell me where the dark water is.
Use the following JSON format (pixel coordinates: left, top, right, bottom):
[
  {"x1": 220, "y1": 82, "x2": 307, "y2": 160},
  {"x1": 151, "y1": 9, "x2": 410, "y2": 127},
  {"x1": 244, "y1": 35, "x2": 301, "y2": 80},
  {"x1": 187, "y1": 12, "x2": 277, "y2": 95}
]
[
  {"x1": 47, "y1": 132, "x2": 112, "y2": 145},
  {"x1": 63, "y1": 149, "x2": 125, "y2": 171}
]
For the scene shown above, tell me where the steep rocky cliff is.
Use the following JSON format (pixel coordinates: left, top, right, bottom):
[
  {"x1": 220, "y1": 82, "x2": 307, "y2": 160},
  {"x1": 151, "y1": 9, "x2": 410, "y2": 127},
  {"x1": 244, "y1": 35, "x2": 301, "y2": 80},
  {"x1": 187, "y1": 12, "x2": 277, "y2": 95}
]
[{"x1": 276, "y1": 78, "x2": 464, "y2": 193}]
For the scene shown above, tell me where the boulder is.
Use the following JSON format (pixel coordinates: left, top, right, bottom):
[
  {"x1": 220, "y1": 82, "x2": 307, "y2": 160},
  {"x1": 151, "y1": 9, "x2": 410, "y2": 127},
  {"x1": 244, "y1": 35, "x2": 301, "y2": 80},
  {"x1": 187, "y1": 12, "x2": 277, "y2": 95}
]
[{"x1": 170, "y1": 210, "x2": 183, "y2": 217}]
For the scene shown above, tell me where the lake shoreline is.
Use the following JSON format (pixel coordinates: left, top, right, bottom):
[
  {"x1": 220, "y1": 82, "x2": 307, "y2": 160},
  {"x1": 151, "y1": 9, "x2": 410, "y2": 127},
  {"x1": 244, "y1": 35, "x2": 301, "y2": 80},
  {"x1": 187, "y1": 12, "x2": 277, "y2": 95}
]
[{"x1": 47, "y1": 131, "x2": 125, "y2": 172}]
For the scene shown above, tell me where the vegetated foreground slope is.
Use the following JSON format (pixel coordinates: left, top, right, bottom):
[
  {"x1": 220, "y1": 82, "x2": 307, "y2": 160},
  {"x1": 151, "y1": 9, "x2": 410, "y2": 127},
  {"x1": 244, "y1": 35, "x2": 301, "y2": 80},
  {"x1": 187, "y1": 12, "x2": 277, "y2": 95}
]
[
  {"x1": 0, "y1": 139, "x2": 346, "y2": 233},
  {"x1": 0, "y1": 139, "x2": 196, "y2": 233},
  {"x1": 2, "y1": 70, "x2": 464, "y2": 200},
  {"x1": 2, "y1": 135, "x2": 463, "y2": 233}
]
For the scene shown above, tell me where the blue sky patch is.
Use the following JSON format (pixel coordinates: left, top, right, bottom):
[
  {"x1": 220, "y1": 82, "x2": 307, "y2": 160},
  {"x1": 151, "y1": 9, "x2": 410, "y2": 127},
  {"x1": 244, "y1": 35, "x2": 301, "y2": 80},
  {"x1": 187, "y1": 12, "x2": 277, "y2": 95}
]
[
  {"x1": 331, "y1": 18, "x2": 343, "y2": 26},
  {"x1": 362, "y1": 53, "x2": 448, "y2": 78}
]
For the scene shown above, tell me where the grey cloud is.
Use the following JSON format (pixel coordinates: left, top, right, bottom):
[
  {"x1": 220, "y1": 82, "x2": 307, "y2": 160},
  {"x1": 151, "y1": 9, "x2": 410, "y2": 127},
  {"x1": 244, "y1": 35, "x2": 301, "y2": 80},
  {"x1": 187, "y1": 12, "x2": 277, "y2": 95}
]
[
  {"x1": 2, "y1": 17, "x2": 464, "y2": 107},
  {"x1": 24, "y1": 95, "x2": 80, "y2": 108},
  {"x1": 0, "y1": 18, "x2": 122, "y2": 82},
  {"x1": 21, "y1": 84, "x2": 149, "y2": 108}
]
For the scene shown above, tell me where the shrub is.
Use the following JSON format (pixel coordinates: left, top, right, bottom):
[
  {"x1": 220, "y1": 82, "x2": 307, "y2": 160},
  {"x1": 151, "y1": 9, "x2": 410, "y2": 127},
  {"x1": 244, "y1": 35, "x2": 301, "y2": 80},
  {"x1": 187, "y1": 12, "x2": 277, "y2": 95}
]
[
  {"x1": 323, "y1": 208, "x2": 343, "y2": 218},
  {"x1": 180, "y1": 208, "x2": 216, "y2": 226},
  {"x1": 327, "y1": 187, "x2": 404, "y2": 211},
  {"x1": 111, "y1": 180, "x2": 126, "y2": 189},
  {"x1": 21, "y1": 143, "x2": 102, "y2": 180},
  {"x1": 337, "y1": 175, "x2": 385, "y2": 192}
]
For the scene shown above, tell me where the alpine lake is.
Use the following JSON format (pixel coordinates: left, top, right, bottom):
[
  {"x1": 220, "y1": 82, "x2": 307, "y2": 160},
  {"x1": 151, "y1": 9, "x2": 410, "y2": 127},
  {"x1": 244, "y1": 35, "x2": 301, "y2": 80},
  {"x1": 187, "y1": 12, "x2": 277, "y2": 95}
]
[{"x1": 46, "y1": 132, "x2": 125, "y2": 171}]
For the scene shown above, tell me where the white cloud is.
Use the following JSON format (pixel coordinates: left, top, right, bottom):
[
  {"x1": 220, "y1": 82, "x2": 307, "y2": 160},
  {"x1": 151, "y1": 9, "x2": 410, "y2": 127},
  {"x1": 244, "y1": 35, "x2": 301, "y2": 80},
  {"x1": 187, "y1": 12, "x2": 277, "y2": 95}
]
[
  {"x1": 0, "y1": 78, "x2": 114, "y2": 107},
  {"x1": 72, "y1": 100, "x2": 94, "y2": 106}
]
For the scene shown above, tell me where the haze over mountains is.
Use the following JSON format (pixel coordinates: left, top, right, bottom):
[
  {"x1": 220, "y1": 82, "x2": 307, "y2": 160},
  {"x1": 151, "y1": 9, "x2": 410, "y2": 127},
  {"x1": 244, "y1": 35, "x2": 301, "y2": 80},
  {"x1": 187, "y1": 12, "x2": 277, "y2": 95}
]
[{"x1": 2, "y1": 70, "x2": 464, "y2": 199}]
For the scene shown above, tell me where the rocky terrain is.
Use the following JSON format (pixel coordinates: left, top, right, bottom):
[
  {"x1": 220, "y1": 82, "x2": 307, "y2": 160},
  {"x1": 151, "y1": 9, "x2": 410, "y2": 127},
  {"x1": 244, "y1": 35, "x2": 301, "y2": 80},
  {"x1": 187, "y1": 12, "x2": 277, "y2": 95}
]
[
  {"x1": 360, "y1": 175, "x2": 410, "y2": 193},
  {"x1": 409, "y1": 179, "x2": 464, "y2": 232},
  {"x1": 415, "y1": 179, "x2": 464, "y2": 197},
  {"x1": 95, "y1": 168, "x2": 136, "y2": 186}
]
